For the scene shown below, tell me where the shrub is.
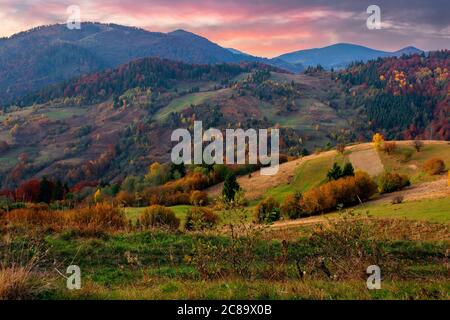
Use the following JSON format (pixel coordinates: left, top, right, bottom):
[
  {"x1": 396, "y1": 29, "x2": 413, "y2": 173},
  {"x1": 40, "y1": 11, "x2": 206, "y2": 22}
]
[
  {"x1": 412, "y1": 140, "x2": 423, "y2": 152},
  {"x1": 253, "y1": 197, "x2": 280, "y2": 223},
  {"x1": 147, "y1": 185, "x2": 190, "y2": 206},
  {"x1": 391, "y1": 196, "x2": 404, "y2": 204},
  {"x1": 140, "y1": 205, "x2": 180, "y2": 230},
  {"x1": 2, "y1": 207, "x2": 64, "y2": 231},
  {"x1": 189, "y1": 190, "x2": 209, "y2": 206},
  {"x1": 307, "y1": 211, "x2": 386, "y2": 280},
  {"x1": 302, "y1": 172, "x2": 377, "y2": 215},
  {"x1": 378, "y1": 172, "x2": 410, "y2": 194},
  {"x1": 184, "y1": 207, "x2": 219, "y2": 230},
  {"x1": 422, "y1": 158, "x2": 446, "y2": 175},
  {"x1": 3, "y1": 203, "x2": 126, "y2": 234},
  {"x1": 115, "y1": 191, "x2": 135, "y2": 206},
  {"x1": 69, "y1": 203, "x2": 126, "y2": 232},
  {"x1": 383, "y1": 141, "x2": 397, "y2": 154},
  {"x1": 280, "y1": 193, "x2": 305, "y2": 219},
  {"x1": 336, "y1": 144, "x2": 346, "y2": 154}
]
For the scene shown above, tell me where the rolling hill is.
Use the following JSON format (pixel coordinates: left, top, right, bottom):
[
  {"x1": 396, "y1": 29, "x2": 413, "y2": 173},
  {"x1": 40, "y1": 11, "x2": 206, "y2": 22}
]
[
  {"x1": 0, "y1": 45, "x2": 448, "y2": 189},
  {"x1": 0, "y1": 58, "x2": 340, "y2": 188},
  {"x1": 277, "y1": 43, "x2": 424, "y2": 69}
]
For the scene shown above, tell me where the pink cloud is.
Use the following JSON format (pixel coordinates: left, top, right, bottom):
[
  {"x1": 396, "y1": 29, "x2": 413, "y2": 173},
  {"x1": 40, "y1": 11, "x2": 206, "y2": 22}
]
[{"x1": 0, "y1": 0, "x2": 448, "y2": 56}]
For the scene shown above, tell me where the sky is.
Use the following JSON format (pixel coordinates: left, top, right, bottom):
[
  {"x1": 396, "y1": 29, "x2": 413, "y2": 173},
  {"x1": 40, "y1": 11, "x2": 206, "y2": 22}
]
[{"x1": 1, "y1": 0, "x2": 449, "y2": 57}]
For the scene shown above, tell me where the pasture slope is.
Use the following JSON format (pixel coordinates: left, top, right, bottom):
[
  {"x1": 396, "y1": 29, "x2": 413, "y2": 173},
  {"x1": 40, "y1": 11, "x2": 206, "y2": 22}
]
[{"x1": 206, "y1": 140, "x2": 450, "y2": 225}]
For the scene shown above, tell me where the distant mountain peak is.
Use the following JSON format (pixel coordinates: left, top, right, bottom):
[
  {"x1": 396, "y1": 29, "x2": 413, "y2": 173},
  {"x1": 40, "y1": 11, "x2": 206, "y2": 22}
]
[{"x1": 277, "y1": 43, "x2": 424, "y2": 70}]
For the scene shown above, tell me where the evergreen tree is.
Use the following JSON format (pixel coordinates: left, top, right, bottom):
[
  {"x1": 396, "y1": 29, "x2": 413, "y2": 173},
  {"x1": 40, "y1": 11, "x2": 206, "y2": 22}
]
[
  {"x1": 38, "y1": 177, "x2": 53, "y2": 203},
  {"x1": 342, "y1": 163, "x2": 355, "y2": 177},
  {"x1": 326, "y1": 163, "x2": 343, "y2": 181},
  {"x1": 170, "y1": 163, "x2": 186, "y2": 179},
  {"x1": 52, "y1": 180, "x2": 64, "y2": 201},
  {"x1": 222, "y1": 172, "x2": 240, "y2": 202}
]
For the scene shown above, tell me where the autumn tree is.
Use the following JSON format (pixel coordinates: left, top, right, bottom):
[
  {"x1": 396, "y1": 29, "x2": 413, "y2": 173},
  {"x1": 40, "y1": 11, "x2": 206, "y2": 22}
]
[{"x1": 372, "y1": 133, "x2": 385, "y2": 151}]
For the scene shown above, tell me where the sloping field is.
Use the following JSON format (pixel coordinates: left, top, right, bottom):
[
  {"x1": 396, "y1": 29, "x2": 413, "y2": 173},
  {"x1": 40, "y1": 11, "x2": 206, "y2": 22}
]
[
  {"x1": 205, "y1": 141, "x2": 449, "y2": 202},
  {"x1": 348, "y1": 144, "x2": 384, "y2": 176},
  {"x1": 206, "y1": 150, "x2": 337, "y2": 200}
]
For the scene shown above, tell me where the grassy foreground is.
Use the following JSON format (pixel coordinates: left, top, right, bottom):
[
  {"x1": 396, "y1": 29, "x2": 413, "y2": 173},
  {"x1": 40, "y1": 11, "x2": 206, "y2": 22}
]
[{"x1": 1, "y1": 210, "x2": 449, "y2": 300}]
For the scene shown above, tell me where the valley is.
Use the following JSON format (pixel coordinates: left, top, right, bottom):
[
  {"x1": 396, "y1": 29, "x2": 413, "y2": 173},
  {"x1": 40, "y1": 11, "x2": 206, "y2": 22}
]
[{"x1": 0, "y1": 21, "x2": 449, "y2": 302}]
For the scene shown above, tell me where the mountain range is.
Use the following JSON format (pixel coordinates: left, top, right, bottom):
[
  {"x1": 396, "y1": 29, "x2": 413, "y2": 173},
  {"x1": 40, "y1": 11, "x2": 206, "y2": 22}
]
[
  {"x1": 277, "y1": 43, "x2": 424, "y2": 69},
  {"x1": 0, "y1": 22, "x2": 301, "y2": 105},
  {"x1": 0, "y1": 22, "x2": 426, "y2": 105}
]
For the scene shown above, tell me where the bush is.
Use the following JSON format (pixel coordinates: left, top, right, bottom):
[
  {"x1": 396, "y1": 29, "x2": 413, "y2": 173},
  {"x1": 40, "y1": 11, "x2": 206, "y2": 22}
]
[
  {"x1": 69, "y1": 203, "x2": 126, "y2": 232},
  {"x1": 391, "y1": 196, "x2": 404, "y2": 204},
  {"x1": 422, "y1": 158, "x2": 446, "y2": 175},
  {"x1": 189, "y1": 190, "x2": 209, "y2": 206},
  {"x1": 336, "y1": 144, "x2": 346, "y2": 154},
  {"x1": 184, "y1": 207, "x2": 219, "y2": 230},
  {"x1": 302, "y1": 172, "x2": 377, "y2": 215},
  {"x1": 378, "y1": 172, "x2": 410, "y2": 194},
  {"x1": 147, "y1": 186, "x2": 190, "y2": 206},
  {"x1": 115, "y1": 191, "x2": 135, "y2": 206},
  {"x1": 2, "y1": 203, "x2": 126, "y2": 234},
  {"x1": 253, "y1": 197, "x2": 280, "y2": 223},
  {"x1": 280, "y1": 193, "x2": 305, "y2": 219},
  {"x1": 383, "y1": 141, "x2": 396, "y2": 154},
  {"x1": 412, "y1": 140, "x2": 423, "y2": 152},
  {"x1": 140, "y1": 205, "x2": 180, "y2": 230}
]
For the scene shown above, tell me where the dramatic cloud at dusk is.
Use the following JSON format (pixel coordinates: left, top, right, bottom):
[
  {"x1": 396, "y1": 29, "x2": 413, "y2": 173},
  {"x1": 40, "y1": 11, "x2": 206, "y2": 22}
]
[{"x1": 1, "y1": 0, "x2": 449, "y2": 57}]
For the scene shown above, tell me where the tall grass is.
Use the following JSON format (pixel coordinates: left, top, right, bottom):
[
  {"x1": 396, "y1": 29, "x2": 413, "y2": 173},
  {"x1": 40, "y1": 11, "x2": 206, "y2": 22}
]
[{"x1": 1, "y1": 203, "x2": 126, "y2": 235}]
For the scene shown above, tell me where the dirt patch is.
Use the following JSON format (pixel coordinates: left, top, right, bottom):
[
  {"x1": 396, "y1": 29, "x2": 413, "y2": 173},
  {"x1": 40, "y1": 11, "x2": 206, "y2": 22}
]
[{"x1": 348, "y1": 145, "x2": 384, "y2": 176}]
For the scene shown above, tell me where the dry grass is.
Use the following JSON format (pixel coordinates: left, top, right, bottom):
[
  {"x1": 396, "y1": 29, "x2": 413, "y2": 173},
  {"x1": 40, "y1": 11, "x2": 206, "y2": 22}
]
[
  {"x1": 0, "y1": 236, "x2": 46, "y2": 300},
  {"x1": 0, "y1": 265, "x2": 38, "y2": 300},
  {"x1": 268, "y1": 216, "x2": 449, "y2": 242},
  {"x1": 1, "y1": 203, "x2": 126, "y2": 235}
]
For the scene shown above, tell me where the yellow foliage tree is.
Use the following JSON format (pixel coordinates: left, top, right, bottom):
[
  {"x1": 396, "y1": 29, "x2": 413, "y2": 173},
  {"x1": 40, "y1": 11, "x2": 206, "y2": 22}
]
[
  {"x1": 145, "y1": 162, "x2": 160, "y2": 180},
  {"x1": 94, "y1": 189, "x2": 102, "y2": 202},
  {"x1": 372, "y1": 133, "x2": 385, "y2": 151}
]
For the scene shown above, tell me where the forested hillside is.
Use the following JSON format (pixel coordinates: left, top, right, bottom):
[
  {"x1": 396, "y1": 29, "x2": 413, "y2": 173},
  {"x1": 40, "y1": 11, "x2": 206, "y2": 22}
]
[
  {"x1": 0, "y1": 52, "x2": 448, "y2": 189},
  {"x1": 337, "y1": 50, "x2": 450, "y2": 140}
]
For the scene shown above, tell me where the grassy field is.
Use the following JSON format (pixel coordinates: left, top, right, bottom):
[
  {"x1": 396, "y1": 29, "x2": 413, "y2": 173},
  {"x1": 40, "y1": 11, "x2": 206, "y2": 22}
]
[
  {"x1": 379, "y1": 142, "x2": 450, "y2": 184},
  {"x1": 5, "y1": 225, "x2": 446, "y2": 300},
  {"x1": 352, "y1": 197, "x2": 450, "y2": 223},
  {"x1": 154, "y1": 89, "x2": 230, "y2": 121},
  {"x1": 264, "y1": 152, "x2": 348, "y2": 202}
]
